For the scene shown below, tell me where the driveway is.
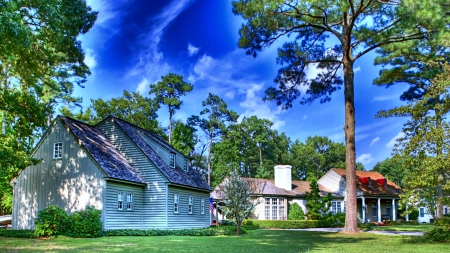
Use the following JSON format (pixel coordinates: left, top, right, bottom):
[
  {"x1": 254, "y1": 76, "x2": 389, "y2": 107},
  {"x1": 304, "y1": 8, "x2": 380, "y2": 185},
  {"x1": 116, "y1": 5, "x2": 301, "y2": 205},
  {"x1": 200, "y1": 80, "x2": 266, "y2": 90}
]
[{"x1": 269, "y1": 228, "x2": 424, "y2": 236}]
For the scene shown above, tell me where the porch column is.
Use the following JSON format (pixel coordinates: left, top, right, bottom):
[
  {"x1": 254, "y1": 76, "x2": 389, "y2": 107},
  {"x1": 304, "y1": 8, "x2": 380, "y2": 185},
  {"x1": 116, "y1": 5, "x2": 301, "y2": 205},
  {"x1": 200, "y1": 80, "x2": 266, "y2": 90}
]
[
  {"x1": 215, "y1": 203, "x2": 219, "y2": 226},
  {"x1": 392, "y1": 199, "x2": 396, "y2": 221},
  {"x1": 406, "y1": 203, "x2": 409, "y2": 221},
  {"x1": 377, "y1": 198, "x2": 381, "y2": 222},
  {"x1": 362, "y1": 197, "x2": 366, "y2": 223}
]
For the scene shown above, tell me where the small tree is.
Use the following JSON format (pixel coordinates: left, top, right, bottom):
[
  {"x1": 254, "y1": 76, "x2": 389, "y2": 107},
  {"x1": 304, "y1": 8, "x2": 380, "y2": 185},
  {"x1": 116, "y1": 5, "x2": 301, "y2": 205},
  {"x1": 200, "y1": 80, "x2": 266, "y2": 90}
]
[
  {"x1": 219, "y1": 172, "x2": 263, "y2": 235},
  {"x1": 305, "y1": 176, "x2": 332, "y2": 220},
  {"x1": 288, "y1": 202, "x2": 305, "y2": 220}
]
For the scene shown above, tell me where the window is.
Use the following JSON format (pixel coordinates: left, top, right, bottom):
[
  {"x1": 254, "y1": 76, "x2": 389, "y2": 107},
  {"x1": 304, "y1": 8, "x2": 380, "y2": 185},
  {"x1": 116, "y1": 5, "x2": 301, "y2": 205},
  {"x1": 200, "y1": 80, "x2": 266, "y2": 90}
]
[
  {"x1": 53, "y1": 142, "x2": 63, "y2": 159},
  {"x1": 183, "y1": 158, "x2": 188, "y2": 171},
  {"x1": 445, "y1": 207, "x2": 448, "y2": 215},
  {"x1": 188, "y1": 196, "x2": 193, "y2": 214},
  {"x1": 170, "y1": 153, "x2": 176, "y2": 168},
  {"x1": 272, "y1": 198, "x2": 278, "y2": 220},
  {"x1": 117, "y1": 193, "x2": 123, "y2": 210},
  {"x1": 372, "y1": 201, "x2": 377, "y2": 217},
  {"x1": 201, "y1": 198, "x2": 205, "y2": 214},
  {"x1": 420, "y1": 207, "x2": 425, "y2": 218},
  {"x1": 174, "y1": 194, "x2": 179, "y2": 213},
  {"x1": 385, "y1": 201, "x2": 391, "y2": 215},
  {"x1": 278, "y1": 198, "x2": 285, "y2": 220},
  {"x1": 264, "y1": 198, "x2": 270, "y2": 220},
  {"x1": 331, "y1": 201, "x2": 342, "y2": 214},
  {"x1": 126, "y1": 193, "x2": 133, "y2": 210}
]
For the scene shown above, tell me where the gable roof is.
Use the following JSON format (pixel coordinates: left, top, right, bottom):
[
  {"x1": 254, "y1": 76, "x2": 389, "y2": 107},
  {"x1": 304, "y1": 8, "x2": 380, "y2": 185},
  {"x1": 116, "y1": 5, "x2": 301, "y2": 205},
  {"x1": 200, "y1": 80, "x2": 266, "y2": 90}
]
[
  {"x1": 331, "y1": 168, "x2": 401, "y2": 196},
  {"x1": 59, "y1": 116, "x2": 146, "y2": 185},
  {"x1": 108, "y1": 116, "x2": 211, "y2": 191}
]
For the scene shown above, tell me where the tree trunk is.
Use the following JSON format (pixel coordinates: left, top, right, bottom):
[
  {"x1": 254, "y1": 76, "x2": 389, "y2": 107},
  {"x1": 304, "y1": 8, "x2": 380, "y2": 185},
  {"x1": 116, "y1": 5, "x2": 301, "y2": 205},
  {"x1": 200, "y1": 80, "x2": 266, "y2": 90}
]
[
  {"x1": 168, "y1": 111, "x2": 173, "y2": 144},
  {"x1": 342, "y1": 17, "x2": 358, "y2": 233},
  {"x1": 435, "y1": 96, "x2": 444, "y2": 218},
  {"x1": 207, "y1": 133, "x2": 212, "y2": 185},
  {"x1": 258, "y1": 142, "x2": 262, "y2": 165}
]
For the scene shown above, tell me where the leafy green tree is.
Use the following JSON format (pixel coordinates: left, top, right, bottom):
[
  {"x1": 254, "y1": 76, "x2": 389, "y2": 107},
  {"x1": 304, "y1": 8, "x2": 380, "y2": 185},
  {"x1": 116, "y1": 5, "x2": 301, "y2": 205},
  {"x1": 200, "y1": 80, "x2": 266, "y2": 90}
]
[
  {"x1": 372, "y1": 157, "x2": 410, "y2": 188},
  {"x1": 188, "y1": 93, "x2": 238, "y2": 185},
  {"x1": 380, "y1": 63, "x2": 450, "y2": 219},
  {"x1": 231, "y1": 0, "x2": 448, "y2": 232},
  {"x1": 171, "y1": 119, "x2": 198, "y2": 157},
  {"x1": 61, "y1": 90, "x2": 164, "y2": 136},
  {"x1": 288, "y1": 202, "x2": 305, "y2": 220},
  {"x1": 219, "y1": 172, "x2": 263, "y2": 235},
  {"x1": 0, "y1": 0, "x2": 97, "y2": 213},
  {"x1": 149, "y1": 73, "x2": 193, "y2": 144},
  {"x1": 305, "y1": 176, "x2": 332, "y2": 220}
]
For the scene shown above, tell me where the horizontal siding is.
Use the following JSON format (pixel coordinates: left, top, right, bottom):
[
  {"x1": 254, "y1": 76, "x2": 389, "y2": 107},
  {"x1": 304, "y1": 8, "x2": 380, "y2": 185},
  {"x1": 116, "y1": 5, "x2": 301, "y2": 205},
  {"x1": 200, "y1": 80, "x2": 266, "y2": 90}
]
[
  {"x1": 98, "y1": 120, "x2": 168, "y2": 229},
  {"x1": 13, "y1": 121, "x2": 105, "y2": 229},
  {"x1": 104, "y1": 182, "x2": 144, "y2": 229},
  {"x1": 167, "y1": 186, "x2": 210, "y2": 229},
  {"x1": 140, "y1": 134, "x2": 187, "y2": 170}
]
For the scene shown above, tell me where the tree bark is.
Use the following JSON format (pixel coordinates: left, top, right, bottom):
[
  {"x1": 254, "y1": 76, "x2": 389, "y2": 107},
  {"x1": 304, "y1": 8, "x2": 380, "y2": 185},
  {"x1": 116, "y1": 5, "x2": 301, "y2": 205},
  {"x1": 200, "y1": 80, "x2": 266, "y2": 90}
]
[
  {"x1": 435, "y1": 96, "x2": 444, "y2": 218},
  {"x1": 342, "y1": 16, "x2": 358, "y2": 233},
  {"x1": 207, "y1": 132, "x2": 212, "y2": 185},
  {"x1": 168, "y1": 110, "x2": 173, "y2": 144}
]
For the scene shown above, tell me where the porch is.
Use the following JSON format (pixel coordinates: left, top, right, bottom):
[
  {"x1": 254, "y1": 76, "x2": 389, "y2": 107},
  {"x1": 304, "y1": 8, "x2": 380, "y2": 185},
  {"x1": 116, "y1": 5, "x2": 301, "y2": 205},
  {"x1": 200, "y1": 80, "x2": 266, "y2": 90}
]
[{"x1": 358, "y1": 197, "x2": 399, "y2": 223}]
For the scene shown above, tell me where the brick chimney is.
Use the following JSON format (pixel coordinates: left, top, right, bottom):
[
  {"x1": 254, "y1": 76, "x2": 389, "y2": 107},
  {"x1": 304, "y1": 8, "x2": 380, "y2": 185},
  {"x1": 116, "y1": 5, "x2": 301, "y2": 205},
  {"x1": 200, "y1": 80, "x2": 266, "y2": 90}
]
[{"x1": 274, "y1": 165, "x2": 292, "y2": 191}]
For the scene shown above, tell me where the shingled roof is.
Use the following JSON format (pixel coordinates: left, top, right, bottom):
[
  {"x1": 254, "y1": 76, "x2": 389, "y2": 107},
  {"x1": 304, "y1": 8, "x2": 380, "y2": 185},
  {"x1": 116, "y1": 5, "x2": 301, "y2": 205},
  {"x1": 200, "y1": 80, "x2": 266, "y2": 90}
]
[
  {"x1": 331, "y1": 168, "x2": 401, "y2": 196},
  {"x1": 59, "y1": 116, "x2": 146, "y2": 185},
  {"x1": 109, "y1": 116, "x2": 211, "y2": 191}
]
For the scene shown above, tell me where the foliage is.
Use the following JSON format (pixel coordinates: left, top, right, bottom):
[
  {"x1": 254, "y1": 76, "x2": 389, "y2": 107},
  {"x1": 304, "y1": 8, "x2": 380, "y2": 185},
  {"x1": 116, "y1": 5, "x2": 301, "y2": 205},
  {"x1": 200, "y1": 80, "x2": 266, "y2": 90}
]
[
  {"x1": 0, "y1": 229, "x2": 37, "y2": 238},
  {"x1": 171, "y1": 119, "x2": 198, "y2": 157},
  {"x1": 188, "y1": 93, "x2": 238, "y2": 185},
  {"x1": 149, "y1": 73, "x2": 193, "y2": 144},
  {"x1": 372, "y1": 157, "x2": 410, "y2": 188},
  {"x1": 424, "y1": 226, "x2": 450, "y2": 243},
  {"x1": 0, "y1": 0, "x2": 97, "y2": 213},
  {"x1": 434, "y1": 217, "x2": 450, "y2": 227},
  {"x1": 243, "y1": 219, "x2": 325, "y2": 229},
  {"x1": 67, "y1": 206, "x2": 102, "y2": 238},
  {"x1": 61, "y1": 90, "x2": 164, "y2": 135},
  {"x1": 409, "y1": 209, "x2": 420, "y2": 221},
  {"x1": 103, "y1": 226, "x2": 239, "y2": 236},
  {"x1": 232, "y1": 0, "x2": 449, "y2": 233},
  {"x1": 324, "y1": 212, "x2": 346, "y2": 227},
  {"x1": 288, "y1": 202, "x2": 305, "y2": 220},
  {"x1": 34, "y1": 205, "x2": 70, "y2": 237},
  {"x1": 305, "y1": 176, "x2": 332, "y2": 220},
  {"x1": 219, "y1": 172, "x2": 262, "y2": 235}
]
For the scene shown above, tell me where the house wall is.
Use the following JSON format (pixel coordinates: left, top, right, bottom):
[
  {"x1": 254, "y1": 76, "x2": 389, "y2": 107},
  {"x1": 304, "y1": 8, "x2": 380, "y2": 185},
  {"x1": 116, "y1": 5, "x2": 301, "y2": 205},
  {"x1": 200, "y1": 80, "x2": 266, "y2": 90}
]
[
  {"x1": 139, "y1": 134, "x2": 186, "y2": 170},
  {"x1": 104, "y1": 181, "x2": 144, "y2": 229},
  {"x1": 317, "y1": 170, "x2": 346, "y2": 196},
  {"x1": 12, "y1": 120, "x2": 106, "y2": 229},
  {"x1": 98, "y1": 120, "x2": 168, "y2": 229},
  {"x1": 417, "y1": 205, "x2": 450, "y2": 223},
  {"x1": 167, "y1": 186, "x2": 210, "y2": 228}
]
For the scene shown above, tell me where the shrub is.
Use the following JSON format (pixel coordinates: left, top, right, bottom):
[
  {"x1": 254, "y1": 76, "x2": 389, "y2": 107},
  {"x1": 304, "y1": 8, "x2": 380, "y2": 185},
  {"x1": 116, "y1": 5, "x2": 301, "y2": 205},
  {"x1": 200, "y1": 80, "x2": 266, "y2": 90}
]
[
  {"x1": 434, "y1": 217, "x2": 450, "y2": 226},
  {"x1": 103, "y1": 226, "x2": 239, "y2": 236},
  {"x1": 323, "y1": 212, "x2": 345, "y2": 227},
  {"x1": 34, "y1": 205, "x2": 69, "y2": 237},
  {"x1": 409, "y1": 209, "x2": 419, "y2": 220},
  {"x1": 221, "y1": 219, "x2": 236, "y2": 226},
  {"x1": 243, "y1": 220, "x2": 325, "y2": 229},
  {"x1": 288, "y1": 203, "x2": 305, "y2": 220},
  {"x1": 68, "y1": 206, "x2": 103, "y2": 238},
  {"x1": 0, "y1": 229, "x2": 37, "y2": 238},
  {"x1": 424, "y1": 226, "x2": 450, "y2": 243},
  {"x1": 443, "y1": 214, "x2": 450, "y2": 218}
]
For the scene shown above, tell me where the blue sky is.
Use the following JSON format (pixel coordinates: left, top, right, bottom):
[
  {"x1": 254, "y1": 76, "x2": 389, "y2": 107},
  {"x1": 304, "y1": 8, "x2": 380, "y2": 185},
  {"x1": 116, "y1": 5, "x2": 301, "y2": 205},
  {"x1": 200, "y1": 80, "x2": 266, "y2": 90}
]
[{"x1": 77, "y1": 0, "x2": 409, "y2": 170}]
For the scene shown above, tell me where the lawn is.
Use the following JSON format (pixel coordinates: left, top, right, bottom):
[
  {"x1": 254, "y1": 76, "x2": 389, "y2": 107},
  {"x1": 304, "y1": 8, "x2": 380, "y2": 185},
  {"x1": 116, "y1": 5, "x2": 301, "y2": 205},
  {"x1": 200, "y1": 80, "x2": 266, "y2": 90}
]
[
  {"x1": 370, "y1": 224, "x2": 434, "y2": 232},
  {"x1": 0, "y1": 229, "x2": 447, "y2": 253}
]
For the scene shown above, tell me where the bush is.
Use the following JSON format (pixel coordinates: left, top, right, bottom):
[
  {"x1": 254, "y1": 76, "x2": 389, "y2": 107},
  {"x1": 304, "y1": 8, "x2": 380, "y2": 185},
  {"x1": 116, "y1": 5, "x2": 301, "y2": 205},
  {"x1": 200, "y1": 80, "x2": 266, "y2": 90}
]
[
  {"x1": 434, "y1": 217, "x2": 450, "y2": 226},
  {"x1": 0, "y1": 229, "x2": 37, "y2": 238},
  {"x1": 409, "y1": 209, "x2": 419, "y2": 220},
  {"x1": 103, "y1": 226, "x2": 239, "y2": 236},
  {"x1": 323, "y1": 212, "x2": 345, "y2": 227},
  {"x1": 288, "y1": 203, "x2": 305, "y2": 220},
  {"x1": 243, "y1": 220, "x2": 325, "y2": 229},
  {"x1": 34, "y1": 205, "x2": 69, "y2": 237},
  {"x1": 221, "y1": 219, "x2": 236, "y2": 226},
  {"x1": 424, "y1": 226, "x2": 450, "y2": 242},
  {"x1": 68, "y1": 206, "x2": 103, "y2": 238}
]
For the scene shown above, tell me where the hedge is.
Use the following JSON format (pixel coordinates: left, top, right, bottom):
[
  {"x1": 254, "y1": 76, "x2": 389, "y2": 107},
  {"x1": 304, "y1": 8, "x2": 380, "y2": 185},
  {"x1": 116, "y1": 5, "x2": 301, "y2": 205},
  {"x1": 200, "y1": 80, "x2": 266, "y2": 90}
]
[
  {"x1": 103, "y1": 226, "x2": 239, "y2": 236},
  {"x1": 243, "y1": 220, "x2": 328, "y2": 229},
  {"x1": 0, "y1": 229, "x2": 37, "y2": 238}
]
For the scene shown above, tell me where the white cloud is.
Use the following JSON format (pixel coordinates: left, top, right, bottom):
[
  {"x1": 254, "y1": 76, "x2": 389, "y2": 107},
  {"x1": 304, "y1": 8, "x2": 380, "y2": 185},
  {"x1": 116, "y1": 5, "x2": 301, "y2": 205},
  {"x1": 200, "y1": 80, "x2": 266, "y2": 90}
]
[
  {"x1": 225, "y1": 91, "x2": 235, "y2": 99},
  {"x1": 372, "y1": 95, "x2": 398, "y2": 101},
  {"x1": 136, "y1": 78, "x2": 149, "y2": 94},
  {"x1": 187, "y1": 43, "x2": 199, "y2": 56},
  {"x1": 84, "y1": 48, "x2": 98, "y2": 70},
  {"x1": 356, "y1": 153, "x2": 373, "y2": 166},
  {"x1": 370, "y1": 137, "x2": 380, "y2": 147},
  {"x1": 386, "y1": 132, "x2": 405, "y2": 148},
  {"x1": 238, "y1": 84, "x2": 285, "y2": 130},
  {"x1": 354, "y1": 66, "x2": 361, "y2": 73}
]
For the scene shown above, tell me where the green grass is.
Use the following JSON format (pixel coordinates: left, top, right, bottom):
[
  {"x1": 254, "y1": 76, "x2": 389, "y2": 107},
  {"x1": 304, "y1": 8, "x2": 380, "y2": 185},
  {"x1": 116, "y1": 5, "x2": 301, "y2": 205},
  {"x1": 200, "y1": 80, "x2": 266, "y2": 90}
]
[
  {"x1": 370, "y1": 224, "x2": 434, "y2": 232},
  {"x1": 0, "y1": 229, "x2": 447, "y2": 253}
]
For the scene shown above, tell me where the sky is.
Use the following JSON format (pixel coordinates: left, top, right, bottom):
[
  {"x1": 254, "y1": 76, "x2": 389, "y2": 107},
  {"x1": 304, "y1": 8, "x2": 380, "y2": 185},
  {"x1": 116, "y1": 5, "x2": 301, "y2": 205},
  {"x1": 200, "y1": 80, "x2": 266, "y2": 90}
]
[{"x1": 76, "y1": 0, "x2": 410, "y2": 170}]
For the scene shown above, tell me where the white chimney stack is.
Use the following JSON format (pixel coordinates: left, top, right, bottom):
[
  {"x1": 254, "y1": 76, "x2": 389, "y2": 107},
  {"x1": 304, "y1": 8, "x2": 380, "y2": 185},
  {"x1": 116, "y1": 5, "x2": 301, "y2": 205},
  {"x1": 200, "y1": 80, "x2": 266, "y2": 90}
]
[{"x1": 274, "y1": 165, "x2": 292, "y2": 191}]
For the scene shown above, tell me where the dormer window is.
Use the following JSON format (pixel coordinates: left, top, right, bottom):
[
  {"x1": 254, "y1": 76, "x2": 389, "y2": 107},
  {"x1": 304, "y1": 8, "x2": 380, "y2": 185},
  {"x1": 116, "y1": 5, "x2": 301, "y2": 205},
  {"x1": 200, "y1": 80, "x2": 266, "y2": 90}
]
[
  {"x1": 169, "y1": 153, "x2": 176, "y2": 168},
  {"x1": 53, "y1": 142, "x2": 63, "y2": 159},
  {"x1": 183, "y1": 158, "x2": 188, "y2": 171}
]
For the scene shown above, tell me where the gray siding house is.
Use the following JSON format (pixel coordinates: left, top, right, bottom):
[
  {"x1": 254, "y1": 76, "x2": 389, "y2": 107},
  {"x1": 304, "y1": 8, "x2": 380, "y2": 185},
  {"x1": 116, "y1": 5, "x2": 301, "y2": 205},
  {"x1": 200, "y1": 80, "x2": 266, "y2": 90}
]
[{"x1": 12, "y1": 116, "x2": 211, "y2": 230}]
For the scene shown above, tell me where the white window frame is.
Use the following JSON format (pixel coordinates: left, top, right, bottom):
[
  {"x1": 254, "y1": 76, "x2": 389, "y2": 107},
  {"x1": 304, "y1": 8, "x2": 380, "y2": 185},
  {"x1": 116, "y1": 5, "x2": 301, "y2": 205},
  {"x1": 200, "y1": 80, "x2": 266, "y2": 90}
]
[
  {"x1": 420, "y1": 207, "x2": 425, "y2": 218},
  {"x1": 201, "y1": 198, "x2": 205, "y2": 214},
  {"x1": 174, "y1": 194, "x2": 179, "y2": 213},
  {"x1": 126, "y1": 193, "x2": 133, "y2": 211},
  {"x1": 53, "y1": 142, "x2": 63, "y2": 159},
  {"x1": 118, "y1": 192, "x2": 123, "y2": 210},
  {"x1": 188, "y1": 196, "x2": 193, "y2": 214},
  {"x1": 170, "y1": 153, "x2": 176, "y2": 168},
  {"x1": 278, "y1": 198, "x2": 285, "y2": 220},
  {"x1": 264, "y1": 198, "x2": 270, "y2": 220},
  {"x1": 183, "y1": 158, "x2": 188, "y2": 171},
  {"x1": 331, "y1": 201, "x2": 342, "y2": 214}
]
